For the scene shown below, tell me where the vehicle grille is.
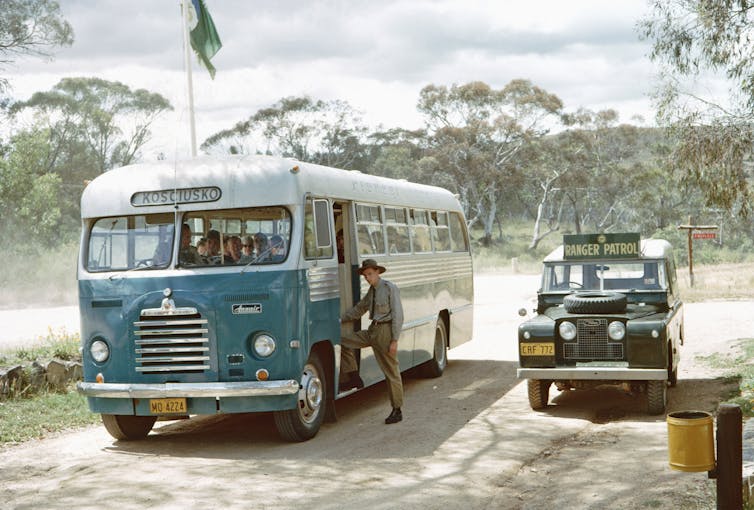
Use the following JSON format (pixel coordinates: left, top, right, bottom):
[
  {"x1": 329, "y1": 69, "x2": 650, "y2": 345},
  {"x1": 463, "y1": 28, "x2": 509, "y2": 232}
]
[
  {"x1": 563, "y1": 318, "x2": 623, "y2": 360},
  {"x1": 133, "y1": 312, "x2": 210, "y2": 374}
]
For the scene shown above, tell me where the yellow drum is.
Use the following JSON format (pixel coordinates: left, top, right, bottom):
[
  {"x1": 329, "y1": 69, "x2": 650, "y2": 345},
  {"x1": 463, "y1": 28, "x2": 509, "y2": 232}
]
[{"x1": 667, "y1": 410, "x2": 715, "y2": 472}]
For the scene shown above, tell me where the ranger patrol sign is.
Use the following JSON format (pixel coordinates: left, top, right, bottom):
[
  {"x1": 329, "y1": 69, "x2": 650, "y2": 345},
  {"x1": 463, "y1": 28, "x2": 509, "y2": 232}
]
[{"x1": 563, "y1": 233, "x2": 641, "y2": 260}]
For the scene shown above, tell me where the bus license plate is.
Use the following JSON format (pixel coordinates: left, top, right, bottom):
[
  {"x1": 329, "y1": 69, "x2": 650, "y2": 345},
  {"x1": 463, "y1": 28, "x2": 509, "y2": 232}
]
[
  {"x1": 149, "y1": 398, "x2": 187, "y2": 414},
  {"x1": 520, "y1": 343, "x2": 555, "y2": 356}
]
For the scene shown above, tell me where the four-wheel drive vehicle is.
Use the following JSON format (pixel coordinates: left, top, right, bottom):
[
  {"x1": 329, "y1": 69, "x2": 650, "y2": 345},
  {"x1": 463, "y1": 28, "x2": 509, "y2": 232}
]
[{"x1": 517, "y1": 233, "x2": 683, "y2": 415}]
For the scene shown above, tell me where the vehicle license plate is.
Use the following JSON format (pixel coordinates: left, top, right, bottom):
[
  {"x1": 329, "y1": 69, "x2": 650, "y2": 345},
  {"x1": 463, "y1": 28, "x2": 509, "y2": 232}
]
[
  {"x1": 149, "y1": 398, "x2": 187, "y2": 414},
  {"x1": 520, "y1": 343, "x2": 555, "y2": 356}
]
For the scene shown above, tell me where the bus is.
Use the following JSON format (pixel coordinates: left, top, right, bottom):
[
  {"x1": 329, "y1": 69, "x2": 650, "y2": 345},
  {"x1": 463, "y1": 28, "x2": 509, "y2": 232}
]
[{"x1": 77, "y1": 155, "x2": 474, "y2": 441}]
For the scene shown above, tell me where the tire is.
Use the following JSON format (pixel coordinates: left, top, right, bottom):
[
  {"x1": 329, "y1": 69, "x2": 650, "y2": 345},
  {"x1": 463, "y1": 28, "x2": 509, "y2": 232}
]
[
  {"x1": 668, "y1": 347, "x2": 678, "y2": 387},
  {"x1": 563, "y1": 292, "x2": 627, "y2": 314},
  {"x1": 647, "y1": 380, "x2": 667, "y2": 415},
  {"x1": 527, "y1": 379, "x2": 550, "y2": 410},
  {"x1": 421, "y1": 319, "x2": 448, "y2": 378},
  {"x1": 274, "y1": 351, "x2": 327, "y2": 442},
  {"x1": 101, "y1": 414, "x2": 156, "y2": 440}
]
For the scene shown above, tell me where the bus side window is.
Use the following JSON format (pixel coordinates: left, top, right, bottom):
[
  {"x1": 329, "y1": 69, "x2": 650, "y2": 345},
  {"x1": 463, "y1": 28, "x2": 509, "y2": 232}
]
[
  {"x1": 449, "y1": 212, "x2": 469, "y2": 252},
  {"x1": 304, "y1": 199, "x2": 333, "y2": 259}
]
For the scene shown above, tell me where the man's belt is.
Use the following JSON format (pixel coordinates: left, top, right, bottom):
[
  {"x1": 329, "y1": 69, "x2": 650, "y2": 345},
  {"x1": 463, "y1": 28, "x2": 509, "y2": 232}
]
[{"x1": 371, "y1": 320, "x2": 392, "y2": 325}]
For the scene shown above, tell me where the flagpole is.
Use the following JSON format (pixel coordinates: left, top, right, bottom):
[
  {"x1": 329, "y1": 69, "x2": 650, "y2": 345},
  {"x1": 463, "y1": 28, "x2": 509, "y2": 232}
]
[{"x1": 180, "y1": 0, "x2": 198, "y2": 158}]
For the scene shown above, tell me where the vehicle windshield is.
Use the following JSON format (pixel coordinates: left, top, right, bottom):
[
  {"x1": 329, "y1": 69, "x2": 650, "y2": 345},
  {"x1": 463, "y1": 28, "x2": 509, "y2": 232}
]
[
  {"x1": 542, "y1": 260, "x2": 667, "y2": 293},
  {"x1": 85, "y1": 206, "x2": 291, "y2": 272}
]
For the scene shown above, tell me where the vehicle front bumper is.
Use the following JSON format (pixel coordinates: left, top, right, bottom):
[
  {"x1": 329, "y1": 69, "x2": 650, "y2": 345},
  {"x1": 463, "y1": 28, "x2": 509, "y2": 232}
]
[
  {"x1": 77, "y1": 380, "x2": 300, "y2": 398},
  {"x1": 517, "y1": 367, "x2": 667, "y2": 381}
]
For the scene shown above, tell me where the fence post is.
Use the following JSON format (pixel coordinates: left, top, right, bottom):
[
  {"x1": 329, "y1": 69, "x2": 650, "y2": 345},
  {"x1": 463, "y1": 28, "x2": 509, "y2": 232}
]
[{"x1": 716, "y1": 404, "x2": 743, "y2": 510}]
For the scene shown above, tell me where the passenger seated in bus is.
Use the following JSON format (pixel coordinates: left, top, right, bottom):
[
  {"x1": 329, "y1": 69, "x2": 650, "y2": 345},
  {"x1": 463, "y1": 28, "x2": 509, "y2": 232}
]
[
  {"x1": 196, "y1": 237, "x2": 208, "y2": 257},
  {"x1": 238, "y1": 235, "x2": 254, "y2": 263},
  {"x1": 223, "y1": 235, "x2": 242, "y2": 264},
  {"x1": 178, "y1": 223, "x2": 202, "y2": 265},
  {"x1": 206, "y1": 229, "x2": 222, "y2": 263},
  {"x1": 253, "y1": 232, "x2": 271, "y2": 262},
  {"x1": 270, "y1": 234, "x2": 286, "y2": 261}
]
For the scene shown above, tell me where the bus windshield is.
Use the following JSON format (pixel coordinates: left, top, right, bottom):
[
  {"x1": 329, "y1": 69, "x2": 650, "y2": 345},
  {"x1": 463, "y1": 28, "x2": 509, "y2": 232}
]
[
  {"x1": 85, "y1": 206, "x2": 291, "y2": 272},
  {"x1": 542, "y1": 260, "x2": 668, "y2": 293}
]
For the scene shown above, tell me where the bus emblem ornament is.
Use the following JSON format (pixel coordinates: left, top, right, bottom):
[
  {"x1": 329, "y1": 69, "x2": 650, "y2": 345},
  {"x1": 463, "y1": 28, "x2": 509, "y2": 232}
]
[{"x1": 232, "y1": 303, "x2": 262, "y2": 315}]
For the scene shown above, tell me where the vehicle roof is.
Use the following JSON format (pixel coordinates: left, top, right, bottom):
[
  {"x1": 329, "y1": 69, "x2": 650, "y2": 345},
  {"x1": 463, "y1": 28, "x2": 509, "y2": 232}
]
[
  {"x1": 80, "y1": 154, "x2": 462, "y2": 219},
  {"x1": 543, "y1": 238, "x2": 674, "y2": 262}
]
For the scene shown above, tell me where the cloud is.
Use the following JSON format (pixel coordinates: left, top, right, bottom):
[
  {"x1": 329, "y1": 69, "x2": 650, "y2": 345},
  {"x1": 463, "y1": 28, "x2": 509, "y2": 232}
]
[{"x1": 4, "y1": 0, "x2": 659, "y2": 158}]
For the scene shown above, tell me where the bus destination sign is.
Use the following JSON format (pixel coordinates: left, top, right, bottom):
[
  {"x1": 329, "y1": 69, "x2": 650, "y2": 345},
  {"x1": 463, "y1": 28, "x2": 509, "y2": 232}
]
[
  {"x1": 563, "y1": 233, "x2": 641, "y2": 260},
  {"x1": 131, "y1": 186, "x2": 222, "y2": 207}
]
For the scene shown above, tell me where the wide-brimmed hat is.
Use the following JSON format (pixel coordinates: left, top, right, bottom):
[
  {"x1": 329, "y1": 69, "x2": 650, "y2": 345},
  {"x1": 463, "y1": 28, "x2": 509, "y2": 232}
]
[{"x1": 358, "y1": 258, "x2": 386, "y2": 275}]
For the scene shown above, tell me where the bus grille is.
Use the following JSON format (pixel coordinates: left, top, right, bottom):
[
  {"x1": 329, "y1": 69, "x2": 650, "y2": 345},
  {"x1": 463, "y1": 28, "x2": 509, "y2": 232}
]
[
  {"x1": 563, "y1": 318, "x2": 623, "y2": 360},
  {"x1": 133, "y1": 313, "x2": 210, "y2": 374}
]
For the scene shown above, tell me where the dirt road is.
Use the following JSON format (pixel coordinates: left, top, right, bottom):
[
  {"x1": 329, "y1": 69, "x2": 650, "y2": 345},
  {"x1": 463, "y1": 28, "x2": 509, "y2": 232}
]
[{"x1": 0, "y1": 274, "x2": 748, "y2": 509}]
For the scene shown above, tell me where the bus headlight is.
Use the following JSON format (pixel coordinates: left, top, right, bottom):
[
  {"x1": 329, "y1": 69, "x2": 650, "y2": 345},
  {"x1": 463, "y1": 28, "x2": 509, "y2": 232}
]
[
  {"x1": 559, "y1": 321, "x2": 577, "y2": 341},
  {"x1": 608, "y1": 321, "x2": 626, "y2": 341},
  {"x1": 90, "y1": 339, "x2": 110, "y2": 363},
  {"x1": 253, "y1": 334, "x2": 276, "y2": 357}
]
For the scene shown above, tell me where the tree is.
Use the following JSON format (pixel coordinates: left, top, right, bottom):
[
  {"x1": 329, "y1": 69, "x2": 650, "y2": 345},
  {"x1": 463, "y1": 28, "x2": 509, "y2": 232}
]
[
  {"x1": 0, "y1": 0, "x2": 73, "y2": 93},
  {"x1": 0, "y1": 128, "x2": 64, "y2": 246},
  {"x1": 417, "y1": 80, "x2": 563, "y2": 245},
  {"x1": 639, "y1": 1, "x2": 754, "y2": 216},
  {"x1": 202, "y1": 96, "x2": 368, "y2": 169},
  {"x1": 12, "y1": 77, "x2": 173, "y2": 174}
]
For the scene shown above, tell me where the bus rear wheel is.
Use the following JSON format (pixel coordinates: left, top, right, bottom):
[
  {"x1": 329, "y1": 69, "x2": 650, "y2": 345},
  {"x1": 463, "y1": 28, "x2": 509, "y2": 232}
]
[
  {"x1": 421, "y1": 318, "x2": 448, "y2": 378},
  {"x1": 274, "y1": 351, "x2": 327, "y2": 442},
  {"x1": 101, "y1": 414, "x2": 156, "y2": 440}
]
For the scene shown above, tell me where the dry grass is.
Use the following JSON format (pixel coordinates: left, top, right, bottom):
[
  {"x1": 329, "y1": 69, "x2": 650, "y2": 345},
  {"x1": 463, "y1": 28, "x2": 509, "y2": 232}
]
[{"x1": 677, "y1": 262, "x2": 754, "y2": 302}]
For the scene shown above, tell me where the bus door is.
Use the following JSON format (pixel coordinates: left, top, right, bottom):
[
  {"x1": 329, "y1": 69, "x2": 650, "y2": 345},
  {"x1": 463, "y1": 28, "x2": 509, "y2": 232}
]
[{"x1": 333, "y1": 201, "x2": 359, "y2": 372}]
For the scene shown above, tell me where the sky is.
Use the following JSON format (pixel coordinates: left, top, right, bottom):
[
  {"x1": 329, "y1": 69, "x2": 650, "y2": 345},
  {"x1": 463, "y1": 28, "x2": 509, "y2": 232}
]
[{"x1": 4, "y1": 0, "x2": 659, "y2": 161}]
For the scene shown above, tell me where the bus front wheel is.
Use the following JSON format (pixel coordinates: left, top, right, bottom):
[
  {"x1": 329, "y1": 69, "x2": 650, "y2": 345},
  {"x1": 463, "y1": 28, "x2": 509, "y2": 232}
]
[
  {"x1": 274, "y1": 351, "x2": 327, "y2": 442},
  {"x1": 101, "y1": 414, "x2": 156, "y2": 440}
]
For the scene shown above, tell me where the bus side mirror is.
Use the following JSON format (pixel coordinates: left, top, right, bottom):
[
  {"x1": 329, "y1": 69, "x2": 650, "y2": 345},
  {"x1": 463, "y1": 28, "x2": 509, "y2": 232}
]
[{"x1": 518, "y1": 308, "x2": 528, "y2": 317}]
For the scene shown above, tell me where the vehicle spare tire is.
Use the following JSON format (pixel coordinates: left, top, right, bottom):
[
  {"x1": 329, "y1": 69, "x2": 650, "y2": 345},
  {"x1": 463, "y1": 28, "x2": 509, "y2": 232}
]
[{"x1": 563, "y1": 291, "x2": 627, "y2": 314}]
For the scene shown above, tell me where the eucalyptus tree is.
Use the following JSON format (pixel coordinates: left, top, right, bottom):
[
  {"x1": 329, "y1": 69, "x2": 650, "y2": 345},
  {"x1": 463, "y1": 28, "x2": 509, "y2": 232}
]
[
  {"x1": 201, "y1": 96, "x2": 368, "y2": 170},
  {"x1": 640, "y1": 0, "x2": 754, "y2": 216},
  {"x1": 12, "y1": 77, "x2": 172, "y2": 176},
  {"x1": 0, "y1": 0, "x2": 73, "y2": 94},
  {"x1": 417, "y1": 80, "x2": 563, "y2": 245}
]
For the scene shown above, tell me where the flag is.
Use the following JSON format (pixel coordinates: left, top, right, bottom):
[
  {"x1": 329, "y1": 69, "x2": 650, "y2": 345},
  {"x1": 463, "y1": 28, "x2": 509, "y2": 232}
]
[{"x1": 186, "y1": 0, "x2": 222, "y2": 79}]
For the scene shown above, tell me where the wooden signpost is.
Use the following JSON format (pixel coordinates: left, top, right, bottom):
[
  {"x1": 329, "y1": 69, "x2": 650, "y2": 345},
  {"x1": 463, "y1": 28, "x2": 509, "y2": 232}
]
[{"x1": 677, "y1": 218, "x2": 718, "y2": 287}]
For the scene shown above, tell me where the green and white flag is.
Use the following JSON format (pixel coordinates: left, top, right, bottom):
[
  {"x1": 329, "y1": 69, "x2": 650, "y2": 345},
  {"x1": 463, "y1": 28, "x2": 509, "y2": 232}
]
[{"x1": 186, "y1": 0, "x2": 222, "y2": 78}]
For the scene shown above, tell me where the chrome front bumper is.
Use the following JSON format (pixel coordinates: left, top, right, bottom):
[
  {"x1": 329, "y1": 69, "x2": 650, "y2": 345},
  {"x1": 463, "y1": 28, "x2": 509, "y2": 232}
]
[
  {"x1": 517, "y1": 367, "x2": 667, "y2": 381},
  {"x1": 77, "y1": 380, "x2": 300, "y2": 398}
]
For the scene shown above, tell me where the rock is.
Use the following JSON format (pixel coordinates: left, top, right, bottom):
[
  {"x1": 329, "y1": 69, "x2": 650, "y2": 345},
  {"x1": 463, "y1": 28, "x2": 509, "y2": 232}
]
[
  {"x1": 0, "y1": 365, "x2": 24, "y2": 396},
  {"x1": 44, "y1": 359, "x2": 69, "y2": 389}
]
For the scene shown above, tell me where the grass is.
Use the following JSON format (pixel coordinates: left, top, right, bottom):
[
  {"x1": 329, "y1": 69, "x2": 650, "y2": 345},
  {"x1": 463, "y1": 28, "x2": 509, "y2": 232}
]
[
  {"x1": 0, "y1": 389, "x2": 99, "y2": 445},
  {"x1": 696, "y1": 338, "x2": 754, "y2": 417},
  {"x1": 0, "y1": 328, "x2": 98, "y2": 445}
]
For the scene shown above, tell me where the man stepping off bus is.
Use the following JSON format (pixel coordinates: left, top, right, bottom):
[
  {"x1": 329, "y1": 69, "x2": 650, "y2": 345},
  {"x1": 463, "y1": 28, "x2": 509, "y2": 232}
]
[{"x1": 340, "y1": 259, "x2": 404, "y2": 424}]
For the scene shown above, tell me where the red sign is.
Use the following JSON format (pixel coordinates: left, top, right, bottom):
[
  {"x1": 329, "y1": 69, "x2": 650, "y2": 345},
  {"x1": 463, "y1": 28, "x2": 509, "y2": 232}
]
[{"x1": 692, "y1": 232, "x2": 716, "y2": 239}]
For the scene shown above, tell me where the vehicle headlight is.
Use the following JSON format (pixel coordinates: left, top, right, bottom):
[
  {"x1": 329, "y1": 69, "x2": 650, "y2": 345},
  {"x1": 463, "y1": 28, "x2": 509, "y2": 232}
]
[
  {"x1": 608, "y1": 321, "x2": 626, "y2": 341},
  {"x1": 559, "y1": 321, "x2": 577, "y2": 341},
  {"x1": 90, "y1": 339, "x2": 110, "y2": 363},
  {"x1": 253, "y1": 334, "x2": 276, "y2": 357}
]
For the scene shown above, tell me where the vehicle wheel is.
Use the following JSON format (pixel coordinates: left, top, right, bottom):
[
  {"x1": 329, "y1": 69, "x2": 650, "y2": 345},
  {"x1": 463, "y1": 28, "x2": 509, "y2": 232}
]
[
  {"x1": 527, "y1": 379, "x2": 550, "y2": 410},
  {"x1": 101, "y1": 414, "x2": 156, "y2": 440},
  {"x1": 563, "y1": 292, "x2": 627, "y2": 314},
  {"x1": 668, "y1": 349, "x2": 678, "y2": 387},
  {"x1": 668, "y1": 367, "x2": 678, "y2": 387},
  {"x1": 647, "y1": 380, "x2": 667, "y2": 415},
  {"x1": 421, "y1": 318, "x2": 448, "y2": 378},
  {"x1": 274, "y1": 351, "x2": 327, "y2": 442}
]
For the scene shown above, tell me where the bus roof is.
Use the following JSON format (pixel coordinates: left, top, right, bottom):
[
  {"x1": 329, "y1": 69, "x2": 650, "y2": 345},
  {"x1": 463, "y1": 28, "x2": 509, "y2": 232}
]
[
  {"x1": 543, "y1": 238, "x2": 674, "y2": 262},
  {"x1": 80, "y1": 155, "x2": 462, "y2": 219}
]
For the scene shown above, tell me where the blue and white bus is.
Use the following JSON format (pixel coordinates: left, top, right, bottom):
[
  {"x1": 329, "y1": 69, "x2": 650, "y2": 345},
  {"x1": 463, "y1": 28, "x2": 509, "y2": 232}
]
[{"x1": 77, "y1": 155, "x2": 474, "y2": 441}]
